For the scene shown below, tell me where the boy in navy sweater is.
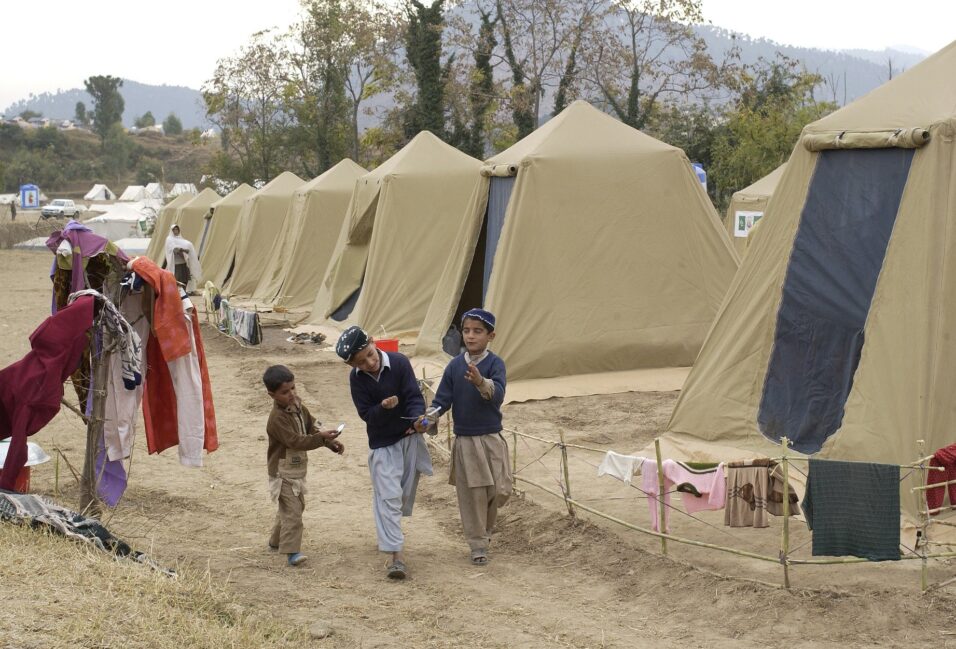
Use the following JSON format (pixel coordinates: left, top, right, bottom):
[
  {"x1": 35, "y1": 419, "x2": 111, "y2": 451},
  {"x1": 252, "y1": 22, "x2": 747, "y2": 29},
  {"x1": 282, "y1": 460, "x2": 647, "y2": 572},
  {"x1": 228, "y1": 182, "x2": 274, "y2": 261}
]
[
  {"x1": 336, "y1": 326, "x2": 432, "y2": 580},
  {"x1": 421, "y1": 308, "x2": 511, "y2": 565}
]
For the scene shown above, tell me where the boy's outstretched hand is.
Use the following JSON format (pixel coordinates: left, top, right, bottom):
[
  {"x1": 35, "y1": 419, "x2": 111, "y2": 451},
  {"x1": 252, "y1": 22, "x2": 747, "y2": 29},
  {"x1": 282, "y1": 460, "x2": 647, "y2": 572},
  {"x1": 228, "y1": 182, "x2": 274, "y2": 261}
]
[
  {"x1": 465, "y1": 363, "x2": 484, "y2": 386},
  {"x1": 381, "y1": 395, "x2": 399, "y2": 409},
  {"x1": 326, "y1": 439, "x2": 345, "y2": 454}
]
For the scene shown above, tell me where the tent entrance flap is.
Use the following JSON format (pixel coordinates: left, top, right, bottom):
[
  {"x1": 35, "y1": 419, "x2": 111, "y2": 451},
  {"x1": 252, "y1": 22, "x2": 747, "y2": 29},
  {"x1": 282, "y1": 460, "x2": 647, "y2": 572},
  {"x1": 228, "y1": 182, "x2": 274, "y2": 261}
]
[
  {"x1": 331, "y1": 284, "x2": 362, "y2": 322},
  {"x1": 758, "y1": 148, "x2": 915, "y2": 454},
  {"x1": 482, "y1": 176, "x2": 515, "y2": 299}
]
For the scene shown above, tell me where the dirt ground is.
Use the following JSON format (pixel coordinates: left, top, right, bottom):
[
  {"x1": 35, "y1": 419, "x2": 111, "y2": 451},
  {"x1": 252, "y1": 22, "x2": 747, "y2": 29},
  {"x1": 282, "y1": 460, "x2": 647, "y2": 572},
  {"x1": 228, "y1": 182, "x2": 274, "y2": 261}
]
[{"x1": 4, "y1": 248, "x2": 956, "y2": 648}]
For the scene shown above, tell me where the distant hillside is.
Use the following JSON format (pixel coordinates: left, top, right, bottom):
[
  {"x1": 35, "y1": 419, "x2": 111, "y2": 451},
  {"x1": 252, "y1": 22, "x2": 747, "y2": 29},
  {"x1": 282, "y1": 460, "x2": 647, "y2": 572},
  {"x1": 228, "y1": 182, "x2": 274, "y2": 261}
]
[{"x1": 3, "y1": 80, "x2": 207, "y2": 129}]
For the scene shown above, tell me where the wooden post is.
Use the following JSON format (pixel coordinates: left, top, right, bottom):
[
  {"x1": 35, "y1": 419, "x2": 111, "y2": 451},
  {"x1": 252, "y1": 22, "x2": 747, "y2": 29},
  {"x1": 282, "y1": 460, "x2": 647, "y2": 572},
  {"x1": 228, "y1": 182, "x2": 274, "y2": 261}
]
[
  {"x1": 512, "y1": 430, "x2": 518, "y2": 479},
  {"x1": 654, "y1": 437, "x2": 667, "y2": 555},
  {"x1": 780, "y1": 437, "x2": 792, "y2": 589},
  {"x1": 918, "y1": 439, "x2": 929, "y2": 592},
  {"x1": 80, "y1": 325, "x2": 109, "y2": 516},
  {"x1": 558, "y1": 429, "x2": 574, "y2": 517},
  {"x1": 54, "y1": 451, "x2": 60, "y2": 498}
]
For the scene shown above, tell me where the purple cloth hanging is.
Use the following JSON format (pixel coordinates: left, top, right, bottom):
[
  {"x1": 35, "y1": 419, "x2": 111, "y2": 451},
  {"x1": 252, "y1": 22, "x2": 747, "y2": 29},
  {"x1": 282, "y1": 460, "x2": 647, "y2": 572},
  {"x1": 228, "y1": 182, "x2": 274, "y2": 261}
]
[{"x1": 46, "y1": 220, "x2": 130, "y2": 298}]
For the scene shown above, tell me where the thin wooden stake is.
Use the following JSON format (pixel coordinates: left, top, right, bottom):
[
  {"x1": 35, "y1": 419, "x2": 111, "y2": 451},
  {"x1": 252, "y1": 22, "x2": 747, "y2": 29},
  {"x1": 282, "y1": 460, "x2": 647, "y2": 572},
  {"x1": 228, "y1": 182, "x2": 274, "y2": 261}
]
[
  {"x1": 559, "y1": 429, "x2": 574, "y2": 517},
  {"x1": 80, "y1": 327, "x2": 108, "y2": 516},
  {"x1": 654, "y1": 437, "x2": 667, "y2": 555},
  {"x1": 780, "y1": 437, "x2": 791, "y2": 589},
  {"x1": 512, "y1": 430, "x2": 518, "y2": 478},
  {"x1": 918, "y1": 439, "x2": 929, "y2": 592}
]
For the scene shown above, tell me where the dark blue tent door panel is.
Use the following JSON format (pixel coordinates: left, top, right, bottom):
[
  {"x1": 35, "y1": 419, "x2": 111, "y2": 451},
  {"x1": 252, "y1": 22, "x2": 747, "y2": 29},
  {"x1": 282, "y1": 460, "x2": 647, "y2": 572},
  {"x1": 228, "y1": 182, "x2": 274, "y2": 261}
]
[
  {"x1": 482, "y1": 176, "x2": 515, "y2": 300},
  {"x1": 758, "y1": 148, "x2": 915, "y2": 454},
  {"x1": 331, "y1": 284, "x2": 362, "y2": 321}
]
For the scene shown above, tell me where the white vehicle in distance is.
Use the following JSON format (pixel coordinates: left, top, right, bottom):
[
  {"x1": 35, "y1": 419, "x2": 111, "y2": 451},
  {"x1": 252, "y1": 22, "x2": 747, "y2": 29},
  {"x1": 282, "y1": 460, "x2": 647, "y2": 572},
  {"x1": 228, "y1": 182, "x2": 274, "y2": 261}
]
[{"x1": 41, "y1": 198, "x2": 81, "y2": 218}]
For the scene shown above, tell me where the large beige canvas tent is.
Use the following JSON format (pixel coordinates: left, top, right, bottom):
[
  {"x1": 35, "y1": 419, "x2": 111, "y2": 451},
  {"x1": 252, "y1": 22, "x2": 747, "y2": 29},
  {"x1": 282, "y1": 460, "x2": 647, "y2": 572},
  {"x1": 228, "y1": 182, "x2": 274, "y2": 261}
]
[
  {"x1": 199, "y1": 184, "x2": 256, "y2": 282},
  {"x1": 723, "y1": 163, "x2": 786, "y2": 256},
  {"x1": 172, "y1": 188, "x2": 221, "y2": 247},
  {"x1": 663, "y1": 41, "x2": 956, "y2": 522},
  {"x1": 145, "y1": 194, "x2": 193, "y2": 262},
  {"x1": 415, "y1": 100, "x2": 739, "y2": 401},
  {"x1": 250, "y1": 159, "x2": 367, "y2": 308},
  {"x1": 218, "y1": 172, "x2": 305, "y2": 294},
  {"x1": 304, "y1": 132, "x2": 482, "y2": 336}
]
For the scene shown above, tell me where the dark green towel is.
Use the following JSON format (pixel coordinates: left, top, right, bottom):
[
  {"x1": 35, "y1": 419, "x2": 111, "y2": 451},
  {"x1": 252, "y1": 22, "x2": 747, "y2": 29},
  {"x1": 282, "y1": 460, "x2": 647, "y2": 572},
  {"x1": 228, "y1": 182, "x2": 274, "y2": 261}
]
[{"x1": 802, "y1": 459, "x2": 900, "y2": 561}]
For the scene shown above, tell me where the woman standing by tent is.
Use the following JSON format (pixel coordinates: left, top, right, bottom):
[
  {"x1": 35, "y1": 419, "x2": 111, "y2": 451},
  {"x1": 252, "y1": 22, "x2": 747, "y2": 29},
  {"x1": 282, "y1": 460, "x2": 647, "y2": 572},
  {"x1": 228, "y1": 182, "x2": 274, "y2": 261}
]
[{"x1": 164, "y1": 224, "x2": 202, "y2": 292}]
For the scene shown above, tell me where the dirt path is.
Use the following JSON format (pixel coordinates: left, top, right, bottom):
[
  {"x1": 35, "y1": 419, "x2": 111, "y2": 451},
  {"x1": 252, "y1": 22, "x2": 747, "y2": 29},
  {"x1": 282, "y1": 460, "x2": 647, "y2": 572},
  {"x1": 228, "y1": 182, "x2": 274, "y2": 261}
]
[{"x1": 4, "y1": 249, "x2": 956, "y2": 648}]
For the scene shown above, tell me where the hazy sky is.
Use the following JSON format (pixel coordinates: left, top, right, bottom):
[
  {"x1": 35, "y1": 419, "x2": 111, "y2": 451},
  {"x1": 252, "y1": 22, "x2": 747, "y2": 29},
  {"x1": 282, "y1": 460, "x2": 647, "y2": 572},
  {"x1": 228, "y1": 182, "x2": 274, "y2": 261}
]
[{"x1": 2, "y1": 0, "x2": 953, "y2": 110}]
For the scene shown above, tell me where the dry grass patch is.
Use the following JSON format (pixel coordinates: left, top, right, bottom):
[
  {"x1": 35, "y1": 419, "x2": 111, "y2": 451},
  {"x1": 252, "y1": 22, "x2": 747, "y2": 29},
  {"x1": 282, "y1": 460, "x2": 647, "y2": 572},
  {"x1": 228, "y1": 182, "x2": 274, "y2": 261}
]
[
  {"x1": 0, "y1": 523, "x2": 309, "y2": 649},
  {"x1": 0, "y1": 218, "x2": 68, "y2": 249}
]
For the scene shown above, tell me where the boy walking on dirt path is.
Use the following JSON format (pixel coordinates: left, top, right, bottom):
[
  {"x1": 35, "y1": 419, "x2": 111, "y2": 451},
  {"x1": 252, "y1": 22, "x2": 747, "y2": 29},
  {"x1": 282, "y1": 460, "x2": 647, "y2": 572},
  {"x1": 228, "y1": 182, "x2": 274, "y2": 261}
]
[
  {"x1": 420, "y1": 308, "x2": 511, "y2": 566},
  {"x1": 337, "y1": 326, "x2": 432, "y2": 580},
  {"x1": 263, "y1": 364, "x2": 345, "y2": 567}
]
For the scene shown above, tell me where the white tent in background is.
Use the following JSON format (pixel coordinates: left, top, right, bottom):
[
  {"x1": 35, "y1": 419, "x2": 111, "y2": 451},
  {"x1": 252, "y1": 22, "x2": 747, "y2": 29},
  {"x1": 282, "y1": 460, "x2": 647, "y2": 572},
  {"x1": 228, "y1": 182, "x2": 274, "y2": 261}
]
[
  {"x1": 113, "y1": 238, "x2": 150, "y2": 255},
  {"x1": 83, "y1": 204, "x2": 148, "y2": 240},
  {"x1": 84, "y1": 184, "x2": 114, "y2": 201},
  {"x1": 168, "y1": 183, "x2": 198, "y2": 198},
  {"x1": 145, "y1": 183, "x2": 165, "y2": 199},
  {"x1": 119, "y1": 185, "x2": 147, "y2": 201}
]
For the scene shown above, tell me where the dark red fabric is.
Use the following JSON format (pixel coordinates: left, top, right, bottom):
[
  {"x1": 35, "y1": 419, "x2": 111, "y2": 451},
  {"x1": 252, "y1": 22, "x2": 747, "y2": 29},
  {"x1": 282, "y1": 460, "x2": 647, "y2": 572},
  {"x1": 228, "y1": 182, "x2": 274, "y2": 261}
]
[
  {"x1": 926, "y1": 445, "x2": 956, "y2": 512},
  {"x1": 0, "y1": 296, "x2": 94, "y2": 489}
]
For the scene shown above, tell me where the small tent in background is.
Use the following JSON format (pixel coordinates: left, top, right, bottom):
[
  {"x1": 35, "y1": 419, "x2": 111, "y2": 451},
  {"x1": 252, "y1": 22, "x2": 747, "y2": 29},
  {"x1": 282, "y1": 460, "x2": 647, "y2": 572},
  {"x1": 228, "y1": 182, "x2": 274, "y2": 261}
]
[
  {"x1": 199, "y1": 184, "x2": 256, "y2": 282},
  {"x1": 84, "y1": 184, "x2": 114, "y2": 201},
  {"x1": 168, "y1": 183, "x2": 198, "y2": 198},
  {"x1": 305, "y1": 132, "x2": 482, "y2": 337},
  {"x1": 171, "y1": 188, "x2": 221, "y2": 248},
  {"x1": 84, "y1": 204, "x2": 148, "y2": 240},
  {"x1": 251, "y1": 159, "x2": 367, "y2": 308},
  {"x1": 213, "y1": 172, "x2": 305, "y2": 293},
  {"x1": 723, "y1": 163, "x2": 787, "y2": 256},
  {"x1": 118, "y1": 185, "x2": 147, "y2": 202},
  {"x1": 415, "y1": 100, "x2": 739, "y2": 400},
  {"x1": 663, "y1": 40, "x2": 956, "y2": 523},
  {"x1": 145, "y1": 194, "x2": 194, "y2": 262},
  {"x1": 145, "y1": 183, "x2": 166, "y2": 200}
]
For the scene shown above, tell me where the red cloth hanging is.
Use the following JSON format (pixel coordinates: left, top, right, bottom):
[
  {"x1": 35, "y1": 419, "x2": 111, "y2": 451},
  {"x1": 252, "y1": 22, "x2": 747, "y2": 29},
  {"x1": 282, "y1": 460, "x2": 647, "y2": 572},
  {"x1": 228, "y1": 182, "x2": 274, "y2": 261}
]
[
  {"x1": 0, "y1": 296, "x2": 94, "y2": 489},
  {"x1": 926, "y1": 444, "x2": 956, "y2": 512}
]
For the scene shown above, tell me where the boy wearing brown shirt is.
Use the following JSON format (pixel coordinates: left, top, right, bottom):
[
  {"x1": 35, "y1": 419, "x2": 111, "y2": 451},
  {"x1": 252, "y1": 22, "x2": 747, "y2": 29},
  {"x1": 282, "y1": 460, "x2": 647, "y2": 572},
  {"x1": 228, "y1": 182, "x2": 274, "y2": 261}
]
[{"x1": 264, "y1": 365, "x2": 344, "y2": 567}]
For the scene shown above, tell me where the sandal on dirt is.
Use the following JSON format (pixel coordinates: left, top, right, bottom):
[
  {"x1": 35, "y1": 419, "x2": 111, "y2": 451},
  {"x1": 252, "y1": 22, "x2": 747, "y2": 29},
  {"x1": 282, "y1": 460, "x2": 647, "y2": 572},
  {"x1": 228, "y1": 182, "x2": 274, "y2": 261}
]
[
  {"x1": 386, "y1": 560, "x2": 407, "y2": 580},
  {"x1": 470, "y1": 549, "x2": 489, "y2": 566}
]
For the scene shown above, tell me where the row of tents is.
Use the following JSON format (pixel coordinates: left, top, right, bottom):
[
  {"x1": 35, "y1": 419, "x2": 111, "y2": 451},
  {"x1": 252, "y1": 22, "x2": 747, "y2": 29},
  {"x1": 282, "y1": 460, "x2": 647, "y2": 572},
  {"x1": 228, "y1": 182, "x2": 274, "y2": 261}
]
[
  {"x1": 141, "y1": 39, "x2": 956, "y2": 522},
  {"x1": 85, "y1": 183, "x2": 198, "y2": 202}
]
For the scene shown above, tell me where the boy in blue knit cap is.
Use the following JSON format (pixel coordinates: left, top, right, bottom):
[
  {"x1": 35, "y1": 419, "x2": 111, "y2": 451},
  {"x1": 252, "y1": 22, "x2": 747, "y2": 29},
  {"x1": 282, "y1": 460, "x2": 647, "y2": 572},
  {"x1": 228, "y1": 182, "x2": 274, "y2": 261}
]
[
  {"x1": 420, "y1": 308, "x2": 511, "y2": 565},
  {"x1": 337, "y1": 326, "x2": 432, "y2": 580}
]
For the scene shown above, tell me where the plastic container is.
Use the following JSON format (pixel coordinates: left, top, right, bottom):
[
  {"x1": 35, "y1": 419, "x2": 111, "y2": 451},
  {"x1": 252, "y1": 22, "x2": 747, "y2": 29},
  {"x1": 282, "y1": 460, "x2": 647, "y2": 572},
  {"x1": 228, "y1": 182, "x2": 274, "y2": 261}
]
[{"x1": 376, "y1": 338, "x2": 399, "y2": 352}]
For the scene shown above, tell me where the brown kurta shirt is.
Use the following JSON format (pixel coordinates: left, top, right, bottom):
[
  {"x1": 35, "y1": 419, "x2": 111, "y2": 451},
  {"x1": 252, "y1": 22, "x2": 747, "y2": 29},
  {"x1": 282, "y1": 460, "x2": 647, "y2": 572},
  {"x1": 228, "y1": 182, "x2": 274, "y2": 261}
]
[{"x1": 266, "y1": 399, "x2": 326, "y2": 478}]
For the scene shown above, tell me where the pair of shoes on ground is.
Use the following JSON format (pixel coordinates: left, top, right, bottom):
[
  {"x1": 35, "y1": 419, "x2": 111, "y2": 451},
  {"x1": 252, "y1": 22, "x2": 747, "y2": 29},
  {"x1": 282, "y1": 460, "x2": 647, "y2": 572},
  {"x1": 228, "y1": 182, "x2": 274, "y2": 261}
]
[
  {"x1": 386, "y1": 559, "x2": 407, "y2": 579},
  {"x1": 470, "y1": 549, "x2": 489, "y2": 566}
]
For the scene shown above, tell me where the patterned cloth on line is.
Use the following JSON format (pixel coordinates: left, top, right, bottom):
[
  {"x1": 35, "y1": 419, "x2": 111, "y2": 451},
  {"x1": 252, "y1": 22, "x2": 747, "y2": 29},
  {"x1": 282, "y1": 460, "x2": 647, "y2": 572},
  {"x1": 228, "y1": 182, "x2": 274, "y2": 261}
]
[{"x1": 801, "y1": 459, "x2": 900, "y2": 561}]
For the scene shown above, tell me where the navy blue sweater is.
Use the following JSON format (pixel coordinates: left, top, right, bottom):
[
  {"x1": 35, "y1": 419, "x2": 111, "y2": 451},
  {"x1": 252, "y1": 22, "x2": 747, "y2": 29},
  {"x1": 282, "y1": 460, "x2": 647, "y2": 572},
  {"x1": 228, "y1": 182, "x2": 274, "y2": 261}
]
[
  {"x1": 349, "y1": 351, "x2": 425, "y2": 449},
  {"x1": 431, "y1": 352, "x2": 506, "y2": 436}
]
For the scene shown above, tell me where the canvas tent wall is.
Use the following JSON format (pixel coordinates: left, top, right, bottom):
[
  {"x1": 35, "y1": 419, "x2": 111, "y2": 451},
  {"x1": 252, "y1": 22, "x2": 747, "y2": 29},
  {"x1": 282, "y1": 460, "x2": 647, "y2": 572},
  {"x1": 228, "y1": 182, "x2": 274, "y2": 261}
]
[
  {"x1": 199, "y1": 184, "x2": 256, "y2": 283},
  {"x1": 84, "y1": 184, "x2": 114, "y2": 201},
  {"x1": 168, "y1": 183, "x2": 198, "y2": 198},
  {"x1": 216, "y1": 172, "x2": 305, "y2": 294},
  {"x1": 662, "y1": 41, "x2": 956, "y2": 523},
  {"x1": 415, "y1": 100, "x2": 739, "y2": 400},
  {"x1": 145, "y1": 194, "x2": 193, "y2": 262},
  {"x1": 119, "y1": 185, "x2": 147, "y2": 202},
  {"x1": 305, "y1": 132, "x2": 482, "y2": 336},
  {"x1": 145, "y1": 183, "x2": 166, "y2": 200},
  {"x1": 171, "y1": 188, "x2": 220, "y2": 248},
  {"x1": 251, "y1": 159, "x2": 366, "y2": 308},
  {"x1": 723, "y1": 163, "x2": 787, "y2": 256}
]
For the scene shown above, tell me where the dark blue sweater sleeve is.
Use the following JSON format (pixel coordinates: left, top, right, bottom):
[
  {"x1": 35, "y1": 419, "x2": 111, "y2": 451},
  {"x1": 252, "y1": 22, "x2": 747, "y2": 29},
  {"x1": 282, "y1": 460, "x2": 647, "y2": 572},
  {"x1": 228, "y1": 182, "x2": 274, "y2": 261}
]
[
  {"x1": 349, "y1": 371, "x2": 388, "y2": 427},
  {"x1": 486, "y1": 355, "x2": 507, "y2": 408},
  {"x1": 395, "y1": 355, "x2": 425, "y2": 419},
  {"x1": 430, "y1": 360, "x2": 457, "y2": 416}
]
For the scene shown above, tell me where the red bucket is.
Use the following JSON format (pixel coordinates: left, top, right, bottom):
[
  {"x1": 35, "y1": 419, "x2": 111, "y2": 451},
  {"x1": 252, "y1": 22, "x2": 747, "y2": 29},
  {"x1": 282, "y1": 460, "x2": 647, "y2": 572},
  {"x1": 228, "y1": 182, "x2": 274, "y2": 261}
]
[
  {"x1": 0, "y1": 465, "x2": 31, "y2": 493},
  {"x1": 376, "y1": 338, "x2": 399, "y2": 352}
]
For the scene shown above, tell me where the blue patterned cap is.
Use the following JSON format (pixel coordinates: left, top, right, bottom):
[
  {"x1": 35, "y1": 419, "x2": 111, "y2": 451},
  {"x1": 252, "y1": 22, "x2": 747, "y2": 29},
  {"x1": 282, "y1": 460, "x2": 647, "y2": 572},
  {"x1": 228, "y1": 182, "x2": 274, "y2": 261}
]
[
  {"x1": 461, "y1": 308, "x2": 495, "y2": 331},
  {"x1": 335, "y1": 326, "x2": 370, "y2": 361}
]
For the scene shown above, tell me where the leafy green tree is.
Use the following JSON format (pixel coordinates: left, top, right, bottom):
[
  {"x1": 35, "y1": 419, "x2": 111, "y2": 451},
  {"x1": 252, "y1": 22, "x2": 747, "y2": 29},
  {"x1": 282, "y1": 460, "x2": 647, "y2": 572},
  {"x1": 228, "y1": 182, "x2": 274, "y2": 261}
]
[
  {"x1": 708, "y1": 55, "x2": 835, "y2": 211},
  {"x1": 404, "y1": 0, "x2": 446, "y2": 136},
  {"x1": 136, "y1": 159, "x2": 164, "y2": 185},
  {"x1": 102, "y1": 123, "x2": 136, "y2": 184},
  {"x1": 135, "y1": 111, "x2": 156, "y2": 128},
  {"x1": 163, "y1": 113, "x2": 183, "y2": 135},
  {"x1": 18, "y1": 110, "x2": 42, "y2": 121},
  {"x1": 3, "y1": 148, "x2": 64, "y2": 191},
  {"x1": 74, "y1": 101, "x2": 89, "y2": 126},
  {"x1": 83, "y1": 75, "x2": 125, "y2": 143}
]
